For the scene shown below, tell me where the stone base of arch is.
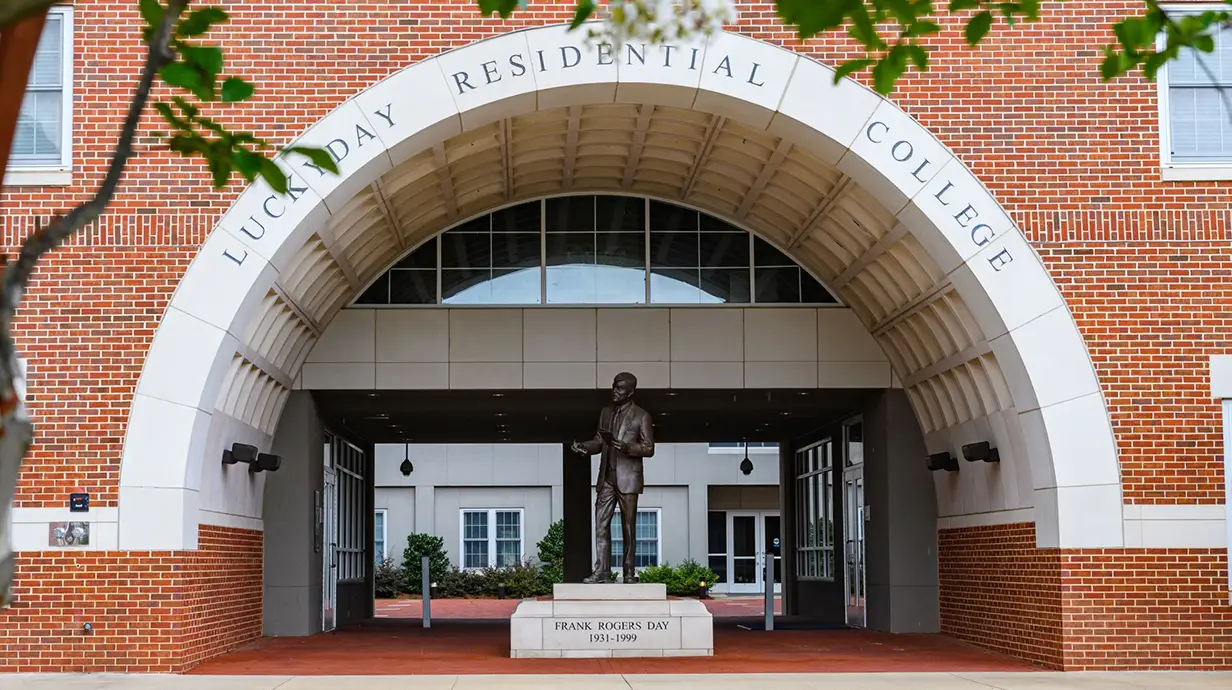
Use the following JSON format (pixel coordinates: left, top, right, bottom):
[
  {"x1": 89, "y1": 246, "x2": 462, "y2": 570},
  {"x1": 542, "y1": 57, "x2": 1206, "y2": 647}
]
[{"x1": 2, "y1": 530, "x2": 1230, "y2": 672}]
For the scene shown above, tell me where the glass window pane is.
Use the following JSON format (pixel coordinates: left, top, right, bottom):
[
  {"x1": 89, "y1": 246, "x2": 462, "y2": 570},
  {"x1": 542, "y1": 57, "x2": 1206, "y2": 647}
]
[
  {"x1": 649, "y1": 231, "x2": 699, "y2": 267},
  {"x1": 708, "y1": 555, "x2": 728, "y2": 582},
  {"x1": 546, "y1": 232, "x2": 594, "y2": 264},
  {"x1": 492, "y1": 202, "x2": 540, "y2": 233},
  {"x1": 707, "y1": 511, "x2": 726, "y2": 554},
  {"x1": 491, "y1": 232, "x2": 541, "y2": 270},
  {"x1": 801, "y1": 271, "x2": 837, "y2": 304},
  {"x1": 13, "y1": 91, "x2": 61, "y2": 160},
  {"x1": 389, "y1": 269, "x2": 436, "y2": 304},
  {"x1": 353, "y1": 273, "x2": 390, "y2": 304},
  {"x1": 649, "y1": 200, "x2": 697, "y2": 233},
  {"x1": 755, "y1": 266, "x2": 801, "y2": 303},
  {"x1": 441, "y1": 231, "x2": 489, "y2": 269},
  {"x1": 546, "y1": 196, "x2": 595, "y2": 232},
  {"x1": 395, "y1": 237, "x2": 437, "y2": 269},
  {"x1": 597, "y1": 195, "x2": 643, "y2": 233},
  {"x1": 699, "y1": 232, "x2": 748, "y2": 267},
  {"x1": 699, "y1": 268, "x2": 750, "y2": 303},
  {"x1": 29, "y1": 16, "x2": 62, "y2": 88},
  {"x1": 752, "y1": 236, "x2": 793, "y2": 267},
  {"x1": 596, "y1": 232, "x2": 643, "y2": 269}
]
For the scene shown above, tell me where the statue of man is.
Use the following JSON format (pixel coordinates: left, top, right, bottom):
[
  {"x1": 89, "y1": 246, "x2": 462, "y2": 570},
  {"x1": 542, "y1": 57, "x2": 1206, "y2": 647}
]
[{"x1": 571, "y1": 371, "x2": 655, "y2": 584}]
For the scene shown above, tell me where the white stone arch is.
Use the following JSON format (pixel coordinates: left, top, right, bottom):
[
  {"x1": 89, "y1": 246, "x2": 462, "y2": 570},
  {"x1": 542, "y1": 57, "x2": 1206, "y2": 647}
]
[{"x1": 117, "y1": 24, "x2": 1123, "y2": 551}]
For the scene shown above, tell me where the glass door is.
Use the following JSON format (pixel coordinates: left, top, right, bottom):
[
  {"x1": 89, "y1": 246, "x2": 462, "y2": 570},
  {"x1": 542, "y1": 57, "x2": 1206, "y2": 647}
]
[
  {"x1": 843, "y1": 418, "x2": 866, "y2": 628},
  {"x1": 322, "y1": 464, "x2": 338, "y2": 633},
  {"x1": 728, "y1": 512, "x2": 759, "y2": 594}
]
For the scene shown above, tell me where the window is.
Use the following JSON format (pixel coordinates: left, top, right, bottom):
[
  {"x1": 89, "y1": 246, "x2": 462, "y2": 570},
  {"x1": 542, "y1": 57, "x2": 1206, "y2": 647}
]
[
  {"x1": 353, "y1": 195, "x2": 839, "y2": 307},
  {"x1": 460, "y1": 509, "x2": 523, "y2": 569},
  {"x1": 708, "y1": 441, "x2": 779, "y2": 454},
  {"x1": 8, "y1": 5, "x2": 73, "y2": 185},
  {"x1": 374, "y1": 509, "x2": 387, "y2": 564},
  {"x1": 795, "y1": 439, "x2": 835, "y2": 580},
  {"x1": 610, "y1": 508, "x2": 661, "y2": 568},
  {"x1": 1157, "y1": 5, "x2": 1232, "y2": 179}
]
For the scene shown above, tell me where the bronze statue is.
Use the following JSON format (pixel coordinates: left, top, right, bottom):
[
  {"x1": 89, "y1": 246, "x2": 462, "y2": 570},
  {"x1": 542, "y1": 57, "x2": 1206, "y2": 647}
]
[{"x1": 571, "y1": 371, "x2": 655, "y2": 584}]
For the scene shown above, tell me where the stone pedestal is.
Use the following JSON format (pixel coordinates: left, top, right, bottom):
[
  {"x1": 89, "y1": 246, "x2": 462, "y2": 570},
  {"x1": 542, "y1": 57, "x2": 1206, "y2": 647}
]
[{"x1": 510, "y1": 583, "x2": 714, "y2": 658}]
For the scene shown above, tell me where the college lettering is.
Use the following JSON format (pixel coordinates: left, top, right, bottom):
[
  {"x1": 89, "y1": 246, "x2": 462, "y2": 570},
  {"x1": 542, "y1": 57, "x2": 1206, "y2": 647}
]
[
  {"x1": 864, "y1": 121, "x2": 1013, "y2": 273},
  {"x1": 221, "y1": 103, "x2": 398, "y2": 267},
  {"x1": 448, "y1": 42, "x2": 767, "y2": 97}
]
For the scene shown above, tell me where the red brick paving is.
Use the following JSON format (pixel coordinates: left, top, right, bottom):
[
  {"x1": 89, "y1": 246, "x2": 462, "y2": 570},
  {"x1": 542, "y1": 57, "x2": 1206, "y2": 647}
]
[
  {"x1": 190, "y1": 607, "x2": 1039, "y2": 675},
  {"x1": 375, "y1": 596, "x2": 783, "y2": 619}
]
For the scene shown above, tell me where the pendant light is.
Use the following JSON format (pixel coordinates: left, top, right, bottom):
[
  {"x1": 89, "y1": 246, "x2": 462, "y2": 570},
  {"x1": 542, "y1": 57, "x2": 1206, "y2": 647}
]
[
  {"x1": 399, "y1": 443, "x2": 414, "y2": 476},
  {"x1": 739, "y1": 439, "x2": 753, "y2": 475}
]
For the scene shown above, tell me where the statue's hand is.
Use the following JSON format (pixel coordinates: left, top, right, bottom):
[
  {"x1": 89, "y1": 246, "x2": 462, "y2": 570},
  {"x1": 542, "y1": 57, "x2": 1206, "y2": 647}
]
[{"x1": 570, "y1": 441, "x2": 584, "y2": 455}]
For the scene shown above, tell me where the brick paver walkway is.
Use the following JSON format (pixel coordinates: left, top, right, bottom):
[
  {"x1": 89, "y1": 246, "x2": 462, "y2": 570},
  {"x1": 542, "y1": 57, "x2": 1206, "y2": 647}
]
[{"x1": 375, "y1": 595, "x2": 783, "y2": 620}]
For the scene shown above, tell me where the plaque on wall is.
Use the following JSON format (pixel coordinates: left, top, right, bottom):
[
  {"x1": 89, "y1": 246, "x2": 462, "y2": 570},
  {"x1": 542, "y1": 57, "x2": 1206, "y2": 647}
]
[{"x1": 48, "y1": 522, "x2": 89, "y2": 547}]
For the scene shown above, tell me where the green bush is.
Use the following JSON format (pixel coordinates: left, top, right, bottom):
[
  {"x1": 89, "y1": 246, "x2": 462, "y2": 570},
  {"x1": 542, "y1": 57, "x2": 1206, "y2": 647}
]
[
  {"x1": 374, "y1": 557, "x2": 404, "y2": 598},
  {"x1": 402, "y1": 533, "x2": 450, "y2": 594},
  {"x1": 432, "y1": 559, "x2": 553, "y2": 599},
  {"x1": 536, "y1": 519, "x2": 565, "y2": 584},
  {"x1": 636, "y1": 559, "x2": 720, "y2": 597}
]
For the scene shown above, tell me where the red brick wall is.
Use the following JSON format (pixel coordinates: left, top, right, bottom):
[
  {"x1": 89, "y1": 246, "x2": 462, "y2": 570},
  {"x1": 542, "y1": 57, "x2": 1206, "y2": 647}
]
[
  {"x1": 0, "y1": 525, "x2": 261, "y2": 673},
  {"x1": 1061, "y1": 548, "x2": 1232, "y2": 670},
  {"x1": 941, "y1": 523, "x2": 1232, "y2": 670},
  {"x1": 939, "y1": 523, "x2": 1063, "y2": 668}
]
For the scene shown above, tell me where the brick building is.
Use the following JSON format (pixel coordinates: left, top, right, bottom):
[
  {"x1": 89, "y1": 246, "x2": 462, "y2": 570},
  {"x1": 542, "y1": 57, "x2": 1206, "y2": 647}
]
[{"x1": 2, "y1": 0, "x2": 1231, "y2": 674}]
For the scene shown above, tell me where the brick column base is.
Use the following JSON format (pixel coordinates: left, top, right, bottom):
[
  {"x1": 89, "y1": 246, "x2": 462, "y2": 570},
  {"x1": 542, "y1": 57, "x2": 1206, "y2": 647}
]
[
  {"x1": 0, "y1": 525, "x2": 262, "y2": 673},
  {"x1": 941, "y1": 522, "x2": 1232, "y2": 670}
]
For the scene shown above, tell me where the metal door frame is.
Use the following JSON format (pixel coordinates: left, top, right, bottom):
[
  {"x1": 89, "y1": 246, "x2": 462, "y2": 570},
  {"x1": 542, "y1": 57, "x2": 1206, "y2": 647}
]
[
  {"x1": 842, "y1": 417, "x2": 866, "y2": 628},
  {"x1": 322, "y1": 463, "x2": 338, "y2": 633}
]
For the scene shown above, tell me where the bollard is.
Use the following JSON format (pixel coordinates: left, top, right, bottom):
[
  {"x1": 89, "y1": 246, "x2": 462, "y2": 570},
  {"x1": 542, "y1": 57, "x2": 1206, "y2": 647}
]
[
  {"x1": 764, "y1": 554, "x2": 774, "y2": 631},
  {"x1": 421, "y1": 555, "x2": 431, "y2": 629}
]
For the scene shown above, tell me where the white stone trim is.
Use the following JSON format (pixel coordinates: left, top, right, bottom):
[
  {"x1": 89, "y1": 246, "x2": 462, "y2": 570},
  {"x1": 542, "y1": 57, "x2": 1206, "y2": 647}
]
[
  {"x1": 937, "y1": 507, "x2": 1034, "y2": 530},
  {"x1": 1123, "y1": 504, "x2": 1227, "y2": 549},
  {"x1": 11, "y1": 507, "x2": 119, "y2": 551},
  {"x1": 199, "y1": 509, "x2": 264, "y2": 532},
  {"x1": 119, "y1": 25, "x2": 1122, "y2": 551}
]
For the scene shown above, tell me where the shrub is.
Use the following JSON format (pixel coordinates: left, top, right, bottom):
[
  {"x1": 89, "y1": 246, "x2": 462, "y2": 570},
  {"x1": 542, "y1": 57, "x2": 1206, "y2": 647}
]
[
  {"x1": 433, "y1": 560, "x2": 553, "y2": 599},
  {"x1": 374, "y1": 557, "x2": 404, "y2": 598},
  {"x1": 402, "y1": 533, "x2": 450, "y2": 594},
  {"x1": 636, "y1": 559, "x2": 721, "y2": 597},
  {"x1": 536, "y1": 519, "x2": 565, "y2": 584}
]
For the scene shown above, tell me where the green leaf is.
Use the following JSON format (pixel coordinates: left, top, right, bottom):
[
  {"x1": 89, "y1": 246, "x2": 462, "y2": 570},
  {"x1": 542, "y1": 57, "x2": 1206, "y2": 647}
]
[
  {"x1": 160, "y1": 62, "x2": 203, "y2": 91},
  {"x1": 168, "y1": 134, "x2": 211, "y2": 157},
  {"x1": 775, "y1": 0, "x2": 849, "y2": 39},
  {"x1": 232, "y1": 147, "x2": 265, "y2": 179},
  {"x1": 872, "y1": 58, "x2": 904, "y2": 95},
  {"x1": 285, "y1": 145, "x2": 339, "y2": 175},
  {"x1": 221, "y1": 77, "x2": 255, "y2": 102},
  {"x1": 476, "y1": 0, "x2": 522, "y2": 18},
  {"x1": 139, "y1": 0, "x2": 164, "y2": 28},
  {"x1": 903, "y1": 44, "x2": 929, "y2": 70},
  {"x1": 154, "y1": 101, "x2": 192, "y2": 132},
  {"x1": 1143, "y1": 51, "x2": 1171, "y2": 81},
  {"x1": 570, "y1": 0, "x2": 596, "y2": 29},
  {"x1": 965, "y1": 11, "x2": 994, "y2": 46},
  {"x1": 948, "y1": 0, "x2": 982, "y2": 12},
  {"x1": 833, "y1": 58, "x2": 876, "y2": 83},
  {"x1": 171, "y1": 95, "x2": 198, "y2": 118},
  {"x1": 178, "y1": 7, "x2": 229, "y2": 36},
  {"x1": 180, "y1": 45, "x2": 225, "y2": 78},
  {"x1": 904, "y1": 20, "x2": 943, "y2": 38},
  {"x1": 258, "y1": 157, "x2": 289, "y2": 194}
]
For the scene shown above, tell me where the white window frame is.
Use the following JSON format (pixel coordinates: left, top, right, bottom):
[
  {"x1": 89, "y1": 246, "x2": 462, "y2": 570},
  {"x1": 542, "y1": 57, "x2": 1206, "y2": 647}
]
[
  {"x1": 5, "y1": 4, "x2": 74, "y2": 187},
  {"x1": 1156, "y1": 3, "x2": 1232, "y2": 180},
  {"x1": 373, "y1": 508, "x2": 388, "y2": 563},
  {"x1": 458, "y1": 508, "x2": 524, "y2": 570},
  {"x1": 610, "y1": 506, "x2": 663, "y2": 570}
]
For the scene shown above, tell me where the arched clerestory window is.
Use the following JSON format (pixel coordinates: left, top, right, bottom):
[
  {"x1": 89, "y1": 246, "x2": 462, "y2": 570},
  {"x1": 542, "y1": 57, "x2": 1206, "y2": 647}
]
[{"x1": 352, "y1": 195, "x2": 838, "y2": 306}]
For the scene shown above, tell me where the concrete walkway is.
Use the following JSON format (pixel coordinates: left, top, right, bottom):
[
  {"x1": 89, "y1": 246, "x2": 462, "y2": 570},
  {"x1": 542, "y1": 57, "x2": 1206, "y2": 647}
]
[{"x1": 1, "y1": 672, "x2": 1231, "y2": 689}]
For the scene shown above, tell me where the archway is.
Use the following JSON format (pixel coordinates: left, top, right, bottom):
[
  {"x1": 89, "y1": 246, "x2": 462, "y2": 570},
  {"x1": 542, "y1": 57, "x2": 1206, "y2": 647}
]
[{"x1": 117, "y1": 25, "x2": 1122, "y2": 552}]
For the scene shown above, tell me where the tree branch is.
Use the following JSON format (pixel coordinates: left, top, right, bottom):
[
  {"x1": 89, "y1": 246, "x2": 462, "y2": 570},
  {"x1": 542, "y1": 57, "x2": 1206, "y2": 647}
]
[
  {"x1": 0, "y1": 0, "x2": 189, "y2": 608},
  {"x1": 0, "y1": 0, "x2": 57, "y2": 29}
]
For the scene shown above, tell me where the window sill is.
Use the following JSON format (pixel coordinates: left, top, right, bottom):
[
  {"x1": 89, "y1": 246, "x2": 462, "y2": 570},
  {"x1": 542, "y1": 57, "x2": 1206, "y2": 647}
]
[
  {"x1": 4, "y1": 168, "x2": 72, "y2": 187},
  {"x1": 1161, "y1": 164, "x2": 1232, "y2": 182}
]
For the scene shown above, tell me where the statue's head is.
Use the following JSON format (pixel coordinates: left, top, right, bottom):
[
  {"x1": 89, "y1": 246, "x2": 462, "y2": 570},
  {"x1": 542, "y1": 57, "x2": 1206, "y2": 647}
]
[{"x1": 611, "y1": 371, "x2": 637, "y2": 403}]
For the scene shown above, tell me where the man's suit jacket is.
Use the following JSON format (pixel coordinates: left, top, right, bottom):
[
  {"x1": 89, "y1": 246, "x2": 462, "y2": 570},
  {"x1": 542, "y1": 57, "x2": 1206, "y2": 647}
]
[{"x1": 579, "y1": 401, "x2": 655, "y2": 495}]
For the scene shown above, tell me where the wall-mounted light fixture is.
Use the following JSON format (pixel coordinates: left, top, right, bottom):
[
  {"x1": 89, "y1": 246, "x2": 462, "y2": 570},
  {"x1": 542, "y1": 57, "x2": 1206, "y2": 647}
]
[
  {"x1": 400, "y1": 443, "x2": 414, "y2": 476},
  {"x1": 221, "y1": 442, "x2": 281, "y2": 473},
  {"x1": 739, "y1": 440, "x2": 753, "y2": 476},
  {"x1": 961, "y1": 441, "x2": 1000, "y2": 463},
  {"x1": 926, "y1": 451, "x2": 959, "y2": 472}
]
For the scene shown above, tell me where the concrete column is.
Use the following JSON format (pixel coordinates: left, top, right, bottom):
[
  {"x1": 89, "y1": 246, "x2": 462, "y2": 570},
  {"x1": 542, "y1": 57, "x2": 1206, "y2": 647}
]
[
  {"x1": 562, "y1": 442, "x2": 592, "y2": 582},
  {"x1": 863, "y1": 389, "x2": 939, "y2": 633},
  {"x1": 778, "y1": 442, "x2": 795, "y2": 616},
  {"x1": 687, "y1": 482, "x2": 708, "y2": 564},
  {"x1": 263, "y1": 390, "x2": 325, "y2": 636}
]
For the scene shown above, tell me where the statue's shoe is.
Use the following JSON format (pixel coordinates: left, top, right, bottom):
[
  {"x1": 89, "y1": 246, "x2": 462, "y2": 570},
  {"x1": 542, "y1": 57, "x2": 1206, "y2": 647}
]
[{"x1": 583, "y1": 571, "x2": 614, "y2": 584}]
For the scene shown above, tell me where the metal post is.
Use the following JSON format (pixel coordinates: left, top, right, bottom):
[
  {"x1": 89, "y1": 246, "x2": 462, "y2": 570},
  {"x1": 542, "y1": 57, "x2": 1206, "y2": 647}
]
[
  {"x1": 421, "y1": 555, "x2": 431, "y2": 628},
  {"x1": 764, "y1": 552, "x2": 774, "y2": 631}
]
